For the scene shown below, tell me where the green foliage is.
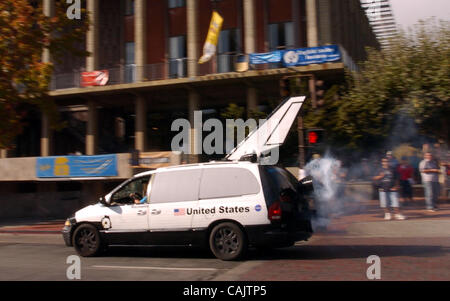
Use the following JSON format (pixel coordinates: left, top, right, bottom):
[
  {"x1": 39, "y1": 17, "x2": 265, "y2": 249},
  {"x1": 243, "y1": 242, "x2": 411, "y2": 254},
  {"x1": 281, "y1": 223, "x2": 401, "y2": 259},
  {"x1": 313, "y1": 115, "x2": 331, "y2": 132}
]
[
  {"x1": 304, "y1": 18, "x2": 450, "y2": 152},
  {"x1": 0, "y1": 0, "x2": 89, "y2": 149},
  {"x1": 220, "y1": 103, "x2": 245, "y2": 120}
]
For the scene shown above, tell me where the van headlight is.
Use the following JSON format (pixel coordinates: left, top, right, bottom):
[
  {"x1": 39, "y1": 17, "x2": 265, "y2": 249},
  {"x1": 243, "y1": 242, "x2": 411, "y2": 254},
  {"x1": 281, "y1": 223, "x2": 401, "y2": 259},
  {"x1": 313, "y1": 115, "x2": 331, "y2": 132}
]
[{"x1": 64, "y1": 217, "x2": 76, "y2": 227}]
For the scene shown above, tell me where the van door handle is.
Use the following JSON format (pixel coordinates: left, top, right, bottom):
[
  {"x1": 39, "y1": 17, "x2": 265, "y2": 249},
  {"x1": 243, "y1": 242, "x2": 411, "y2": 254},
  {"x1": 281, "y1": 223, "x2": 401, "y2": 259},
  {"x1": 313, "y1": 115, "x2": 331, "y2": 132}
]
[
  {"x1": 151, "y1": 209, "x2": 161, "y2": 215},
  {"x1": 137, "y1": 210, "x2": 147, "y2": 215}
]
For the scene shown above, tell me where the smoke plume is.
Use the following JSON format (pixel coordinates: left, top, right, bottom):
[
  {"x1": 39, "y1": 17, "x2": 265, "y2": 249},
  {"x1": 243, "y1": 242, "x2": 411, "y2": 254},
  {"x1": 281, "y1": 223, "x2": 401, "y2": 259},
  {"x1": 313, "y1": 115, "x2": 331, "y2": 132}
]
[{"x1": 303, "y1": 155, "x2": 348, "y2": 230}]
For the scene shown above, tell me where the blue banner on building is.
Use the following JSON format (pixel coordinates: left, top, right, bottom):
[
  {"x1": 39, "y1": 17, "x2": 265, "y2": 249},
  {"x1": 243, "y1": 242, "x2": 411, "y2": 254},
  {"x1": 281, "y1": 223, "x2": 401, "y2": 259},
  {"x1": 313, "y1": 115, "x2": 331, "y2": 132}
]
[
  {"x1": 282, "y1": 45, "x2": 341, "y2": 67},
  {"x1": 36, "y1": 155, "x2": 118, "y2": 178},
  {"x1": 249, "y1": 51, "x2": 283, "y2": 64}
]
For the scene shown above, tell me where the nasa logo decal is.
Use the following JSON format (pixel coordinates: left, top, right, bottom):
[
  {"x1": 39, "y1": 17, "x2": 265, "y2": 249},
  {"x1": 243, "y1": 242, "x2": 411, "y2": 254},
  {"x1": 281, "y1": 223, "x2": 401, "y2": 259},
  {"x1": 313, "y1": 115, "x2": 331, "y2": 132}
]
[
  {"x1": 101, "y1": 216, "x2": 111, "y2": 229},
  {"x1": 255, "y1": 205, "x2": 262, "y2": 212}
]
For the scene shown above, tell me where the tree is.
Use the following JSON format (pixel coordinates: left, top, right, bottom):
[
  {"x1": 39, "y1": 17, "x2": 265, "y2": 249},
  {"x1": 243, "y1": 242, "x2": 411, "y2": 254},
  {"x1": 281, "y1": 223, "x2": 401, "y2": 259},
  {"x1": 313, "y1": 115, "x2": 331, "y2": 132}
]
[
  {"x1": 304, "y1": 18, "x2": 450, "y2": 152},
  {"x1": 0, "y1": 0, "x2": 88, "y2": 149}
]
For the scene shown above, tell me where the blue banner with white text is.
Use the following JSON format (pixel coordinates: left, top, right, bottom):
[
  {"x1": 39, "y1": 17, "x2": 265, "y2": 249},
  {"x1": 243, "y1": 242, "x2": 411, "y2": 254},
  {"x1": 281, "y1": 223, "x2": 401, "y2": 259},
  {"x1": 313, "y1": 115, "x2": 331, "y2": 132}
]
[
  {"x1": 282, "y1": 45, "x2": 341, "y2": 66},
  {"x1": 249, "y1": 51, "x2": 283, "y2": 64},
  {"x1": 249, "y1": 45, "x2": 341, "y2": 67},
  {"x1": 36, "y1": 155, "x2": 118, "y2": 178}
]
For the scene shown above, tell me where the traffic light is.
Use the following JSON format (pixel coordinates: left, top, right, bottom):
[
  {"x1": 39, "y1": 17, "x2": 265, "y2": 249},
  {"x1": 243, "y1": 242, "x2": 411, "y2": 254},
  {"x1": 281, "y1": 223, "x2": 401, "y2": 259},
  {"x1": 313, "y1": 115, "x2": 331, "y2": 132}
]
[
  {"x1": 315, "y1": 79, "x2": 326, "y2": 107},
  {"x1": 280, "y1": 77, "x2": 291, "y2": 97},
  {"x1": 306, "y1": 129, "x2": 325, "y2": 146}
]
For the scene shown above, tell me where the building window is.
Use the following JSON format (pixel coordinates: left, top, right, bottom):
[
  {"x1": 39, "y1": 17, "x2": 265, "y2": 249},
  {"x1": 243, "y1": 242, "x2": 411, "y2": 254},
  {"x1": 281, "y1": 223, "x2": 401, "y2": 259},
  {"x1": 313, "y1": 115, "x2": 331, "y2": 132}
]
[
  {"x1": 125, "y1": 0, "x2": 134, "y2": 16},
  {"x1": 268, "y1": 22, "x2": 294, "y2": 51},
  {"x1": 169, "y1": 35, "x2": 187, "y2": 78},
  {"x1": 125, "y1": 42, "x2": 135, "y2": 83},
  {"x1": 217, "y1": 28, "x2": 241, "y2": 73},
  {"x1": 168, "y1": 0, "x2": 186, "y2": 9}
]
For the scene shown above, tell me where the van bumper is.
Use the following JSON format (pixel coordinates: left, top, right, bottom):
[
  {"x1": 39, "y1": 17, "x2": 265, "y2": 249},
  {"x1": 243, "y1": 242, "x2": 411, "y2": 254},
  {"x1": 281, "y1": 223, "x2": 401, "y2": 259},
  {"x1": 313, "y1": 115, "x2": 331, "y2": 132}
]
[
  {"x1": 245, "y1": 220, "x2": 313, "y2": 248},
  {"x1": 62, "y1": 227, "x2": 72, "y2": 246},
  {"x1": 61, "y1": 217, "x2": 76, "y2": 247}
]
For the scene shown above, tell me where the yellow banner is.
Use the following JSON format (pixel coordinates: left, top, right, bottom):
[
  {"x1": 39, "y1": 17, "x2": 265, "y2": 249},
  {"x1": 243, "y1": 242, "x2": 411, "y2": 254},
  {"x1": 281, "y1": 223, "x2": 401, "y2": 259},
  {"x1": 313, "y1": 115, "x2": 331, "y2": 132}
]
[{"x1": 198, "y1": 11, "x2": 224, "y2": 64}]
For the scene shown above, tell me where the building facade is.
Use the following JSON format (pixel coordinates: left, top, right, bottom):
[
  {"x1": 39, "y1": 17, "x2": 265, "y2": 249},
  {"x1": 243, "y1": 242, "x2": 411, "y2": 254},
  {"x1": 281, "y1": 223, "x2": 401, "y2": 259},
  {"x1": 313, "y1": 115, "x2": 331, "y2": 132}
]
[
  {"x1": 360, "y1": 0, "x2": 397, "y2": 48},
  {"x1": 0, "y1": 0, "x2": 378, "y2": 219}
]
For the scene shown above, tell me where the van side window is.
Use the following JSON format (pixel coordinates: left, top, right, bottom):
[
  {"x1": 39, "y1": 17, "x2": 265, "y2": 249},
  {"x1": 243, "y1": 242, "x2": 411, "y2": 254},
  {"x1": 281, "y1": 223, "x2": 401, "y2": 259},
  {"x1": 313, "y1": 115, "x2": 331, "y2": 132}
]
[
  {"x1": 150, "y1": 169, "x2": 202, "y2": 203},
  {"x1": 111, "y1": 176, "x2": 150, "y2": 205},
  {"x1": 199, "y1": 167, "x2": 260, "y2": 199}
]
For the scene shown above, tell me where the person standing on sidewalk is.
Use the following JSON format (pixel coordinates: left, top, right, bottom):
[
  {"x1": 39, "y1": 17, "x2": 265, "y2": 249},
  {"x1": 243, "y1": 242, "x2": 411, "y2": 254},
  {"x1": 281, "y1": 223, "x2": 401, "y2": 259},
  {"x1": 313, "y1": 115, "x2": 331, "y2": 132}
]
[
  {"x1": 373, "y1": 158, "x2": 406, "y2": 220},
  {"x1": 397, "y1": 156, "x2": 414, "y2": 205},
  {"x1": 419, "y1": 152, "x2": 441, "y2": 211},
  {"x1": 386, "y1": 151, "x2": 399, "y2": 169}
]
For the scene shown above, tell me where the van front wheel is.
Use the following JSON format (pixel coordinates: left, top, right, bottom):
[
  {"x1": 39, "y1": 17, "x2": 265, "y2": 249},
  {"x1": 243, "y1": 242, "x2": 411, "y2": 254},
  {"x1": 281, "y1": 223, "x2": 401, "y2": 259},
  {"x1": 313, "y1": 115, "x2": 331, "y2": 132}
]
[
  {"x1": 209, "y1": 222, "x2": 247, "y2": 261},
  {"x1": 72, "y1": 224, "x2": 102, "y2": 257}
]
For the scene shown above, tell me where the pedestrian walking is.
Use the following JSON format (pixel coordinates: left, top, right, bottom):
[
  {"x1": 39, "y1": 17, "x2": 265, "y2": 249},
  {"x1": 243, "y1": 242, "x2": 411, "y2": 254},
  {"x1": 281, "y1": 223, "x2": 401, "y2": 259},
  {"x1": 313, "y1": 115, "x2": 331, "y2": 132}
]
[
  {"x1": 386, "y1": 151, "x2": 399, "y2": 169},
  {"x1": 419, "y1": 152, "x2": 441, "y2": 211},
  {"x1": 373, "y1": 158, "x2": 406, "y2": 220},
  {"x1": 397, "y1": 156, "x2": 414, "y2": 205}
]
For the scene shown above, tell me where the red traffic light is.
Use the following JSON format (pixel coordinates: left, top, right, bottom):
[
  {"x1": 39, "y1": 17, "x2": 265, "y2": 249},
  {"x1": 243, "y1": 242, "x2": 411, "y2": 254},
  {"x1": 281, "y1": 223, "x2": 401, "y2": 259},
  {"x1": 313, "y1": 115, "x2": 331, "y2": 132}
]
[
  {"x1": 307, "y1": 129, "x2": 324, "y2": 145},
  {"x1": 308, "y1": 131, "x2": 319, "y2": 144}
]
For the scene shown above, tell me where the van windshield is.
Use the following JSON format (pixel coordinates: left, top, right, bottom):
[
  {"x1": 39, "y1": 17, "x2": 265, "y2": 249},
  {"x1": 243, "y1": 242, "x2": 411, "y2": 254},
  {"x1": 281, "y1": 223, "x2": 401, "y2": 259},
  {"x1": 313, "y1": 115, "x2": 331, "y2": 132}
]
[{"x1": 259, "y1": 166, "x2": 298, "y2": 206}]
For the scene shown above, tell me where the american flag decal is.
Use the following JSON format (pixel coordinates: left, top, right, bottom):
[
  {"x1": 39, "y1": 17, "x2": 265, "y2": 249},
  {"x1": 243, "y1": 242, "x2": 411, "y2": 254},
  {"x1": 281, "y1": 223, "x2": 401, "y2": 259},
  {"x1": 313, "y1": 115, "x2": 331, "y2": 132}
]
[{"x1": 174, "y1": 208, "x2": 186, "y2": 216}]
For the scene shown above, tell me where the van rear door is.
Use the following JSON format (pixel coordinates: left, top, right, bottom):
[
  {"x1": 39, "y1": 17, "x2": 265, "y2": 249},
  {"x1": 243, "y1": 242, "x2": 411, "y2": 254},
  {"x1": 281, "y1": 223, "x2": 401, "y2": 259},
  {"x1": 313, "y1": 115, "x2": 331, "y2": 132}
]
[{"x1": 259, "y1": 166, "x2": 311, "y2": 225}]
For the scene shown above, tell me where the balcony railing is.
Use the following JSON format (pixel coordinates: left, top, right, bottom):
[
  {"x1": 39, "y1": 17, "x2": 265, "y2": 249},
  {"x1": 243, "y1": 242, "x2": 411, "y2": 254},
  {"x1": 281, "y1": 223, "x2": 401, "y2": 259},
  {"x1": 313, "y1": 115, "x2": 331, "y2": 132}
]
[{"x1": 49, "y1": 48, "x2": 350, "y2": 91}]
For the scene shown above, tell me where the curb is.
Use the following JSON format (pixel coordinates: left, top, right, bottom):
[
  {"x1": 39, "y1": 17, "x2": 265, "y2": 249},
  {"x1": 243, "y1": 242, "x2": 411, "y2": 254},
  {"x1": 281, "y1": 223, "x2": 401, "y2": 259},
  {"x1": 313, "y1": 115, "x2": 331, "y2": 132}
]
[{"x1": 0, "y1": 230, "x2": 61, "y2": 234}]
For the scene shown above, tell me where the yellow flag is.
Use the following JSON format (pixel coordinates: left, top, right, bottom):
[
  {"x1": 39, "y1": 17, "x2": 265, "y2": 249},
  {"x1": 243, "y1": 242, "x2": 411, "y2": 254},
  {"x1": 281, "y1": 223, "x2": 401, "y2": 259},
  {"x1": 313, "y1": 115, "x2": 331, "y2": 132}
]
[{"x1": 198, "y1": 11, "x2": 224, "y2": 64}]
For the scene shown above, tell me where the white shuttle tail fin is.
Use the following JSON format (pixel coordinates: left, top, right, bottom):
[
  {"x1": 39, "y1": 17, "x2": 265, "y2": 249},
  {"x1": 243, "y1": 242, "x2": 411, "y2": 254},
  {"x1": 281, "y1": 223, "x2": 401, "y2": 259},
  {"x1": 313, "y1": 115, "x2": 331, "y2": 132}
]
[{"x1": 226, "y1": 96, "x2": 306, "y2": 161}]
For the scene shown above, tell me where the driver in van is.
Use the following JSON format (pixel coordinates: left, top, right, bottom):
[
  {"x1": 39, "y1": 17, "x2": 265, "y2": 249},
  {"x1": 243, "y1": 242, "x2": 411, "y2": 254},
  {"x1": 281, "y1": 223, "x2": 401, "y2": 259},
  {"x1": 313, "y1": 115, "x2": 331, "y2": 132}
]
[{"x1": 130, "y1": 182, "x2": 148, "y2": 204}]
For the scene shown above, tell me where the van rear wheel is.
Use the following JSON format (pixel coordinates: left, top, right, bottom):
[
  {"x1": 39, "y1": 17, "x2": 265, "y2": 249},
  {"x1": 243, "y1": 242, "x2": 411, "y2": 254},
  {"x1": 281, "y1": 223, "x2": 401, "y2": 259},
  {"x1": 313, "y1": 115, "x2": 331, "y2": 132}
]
[
  {"x1": 72, "y1": 224, "x2": 102, "y2": 257},
  {"x1": 209, "y1": 222, "x2": 247, "y2": 261}
]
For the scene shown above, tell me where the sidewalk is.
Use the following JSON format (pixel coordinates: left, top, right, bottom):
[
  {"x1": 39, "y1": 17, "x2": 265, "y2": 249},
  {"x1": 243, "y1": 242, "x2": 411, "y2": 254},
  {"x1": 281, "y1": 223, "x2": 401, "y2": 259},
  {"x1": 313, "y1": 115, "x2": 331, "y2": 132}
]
[
  {"x1": 316, "y1": 198, "x2": 450, "y2": 235},
  {"x1": 0, "y1": 219, "x2": 64, "y2": 234}
]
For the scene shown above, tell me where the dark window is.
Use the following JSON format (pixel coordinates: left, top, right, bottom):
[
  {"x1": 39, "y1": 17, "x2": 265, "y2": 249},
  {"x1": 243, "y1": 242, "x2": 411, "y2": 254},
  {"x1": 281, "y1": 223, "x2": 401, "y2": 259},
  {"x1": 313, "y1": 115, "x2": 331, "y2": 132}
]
[
  {"x1": 169, "y1": 36, "x2": 187, "y2": 78},
  {"x1": 168, "y1": 0, "x2": 186, "y2": 9},
  {"x1": 125, "y1": 0, "x2": 134, "y2": 16},
  {"x1": 268, "y1": 22, "x2": 294, "y2": 51},
  {"x1": 125, "y1": 42, "x2": 135, "y2": 83},
  {"x1": 217, "y1": 28, "x2": 241, "y2": 73}
]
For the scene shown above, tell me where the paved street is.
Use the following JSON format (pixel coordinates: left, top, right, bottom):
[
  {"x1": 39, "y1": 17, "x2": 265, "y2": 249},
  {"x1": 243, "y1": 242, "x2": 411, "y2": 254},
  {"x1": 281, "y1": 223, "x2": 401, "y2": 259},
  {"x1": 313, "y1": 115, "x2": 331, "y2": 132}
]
[{"x1": 0, "y1": 200, "x2": 449, "y2": 281}]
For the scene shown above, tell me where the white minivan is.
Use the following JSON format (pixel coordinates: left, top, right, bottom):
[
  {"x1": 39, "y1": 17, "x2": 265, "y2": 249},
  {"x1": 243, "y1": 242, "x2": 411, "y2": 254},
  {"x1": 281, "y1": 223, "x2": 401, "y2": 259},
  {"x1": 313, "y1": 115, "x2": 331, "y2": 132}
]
[{"x1": 62, "y1": 96, "x2": 315, "y2": 260}]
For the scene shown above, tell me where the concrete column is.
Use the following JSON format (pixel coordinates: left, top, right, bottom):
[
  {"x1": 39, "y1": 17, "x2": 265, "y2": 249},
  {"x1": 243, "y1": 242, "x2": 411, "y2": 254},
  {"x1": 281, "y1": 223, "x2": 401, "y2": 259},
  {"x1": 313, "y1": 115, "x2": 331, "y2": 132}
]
[
  {"x1": 317, "y1": 0, "x2": 332, "y2": 45},
  {"x1": 42, "y1": 0, "x2": 55, "y2": 64},
  {"x1": 243, "y1": 0, "x2": 256, "y2": 54},
  {"x1": 40, "y1": 113, "x2": 51, "y2": 157},
  {"x1": 292, "y1": 0, "x2": 301, "y2": 48},
  {"x1": 86, "y1": 0, "x2": 99, "y2": 71},
  {"x1": 134, "y1": 95, "x2": 147, "y2": 152},
  {"x1": 135, "y1": 0, "x2": 147, "y2": 82},
  {"x1": 86, "y1": 100, "x2": 97, "y2": 155},
  {"x1": 187, "y1": 0, "x2": 199, "y2": 78},
  {"x1": 41, "y1": 0, "x2": 55, "y2": 157},
  {"x1": 306, "y1": 0, "x2": 319, "y2": 47},
  {"x1": 246, "y1": 86, "x2": 258, "y2": 117},
  {"x1": 188, "y1": 90, "x2": 201, "y2": 161}
]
